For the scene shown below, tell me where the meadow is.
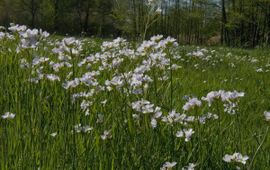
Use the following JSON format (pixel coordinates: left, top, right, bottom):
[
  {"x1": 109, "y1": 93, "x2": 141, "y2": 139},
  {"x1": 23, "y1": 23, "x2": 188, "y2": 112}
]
[{"x1": 0, "y1": 24, "x2": 270, "y2": 170}]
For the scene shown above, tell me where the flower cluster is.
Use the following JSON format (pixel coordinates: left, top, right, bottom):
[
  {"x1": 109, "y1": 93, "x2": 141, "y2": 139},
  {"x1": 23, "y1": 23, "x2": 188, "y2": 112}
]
[
  {"x1": 1, "y1": 112, "x2": 16, "y2": 119},
  {"x1": 8, "y1": 24, "x2": 49, "y2": 51},
  {"x1": 73, "y1": 124, "x2": 93, "y2": 134},
  {"x1": 183, "y1": 97, "x2": 202, "y2": 111},
  {"x1": 175, "y1": 128, "x2": 195, "y2": 142},
  {"x1": 223, "y1": 153, "x2": 249, "y2": 165},
  {"x1": 131, "y1": 99, "x2": 162, "y2": 128},
  {"x1": 202, "y1": 90, "x2": 245, "y2": 106},
  {"x1": 202, "y1": 90, "x2": 244, "y2": 115},
  {"x1": 198, "y1": 112, "x2": 219, "y2": 124},
  {"x1": 187, "y1": 48, "x2": 209, "y2": 59},
  {"x1": 161, "y1": 110, "x2": 195, "y2": 125},
  {"x1": 0, "y1": 31, "x2": 14, "y2": 40}
]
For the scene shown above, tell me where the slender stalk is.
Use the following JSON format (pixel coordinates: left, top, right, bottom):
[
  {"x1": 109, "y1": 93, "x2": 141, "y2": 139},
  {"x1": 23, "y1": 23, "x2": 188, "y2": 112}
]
[
  {"x1": 3, "y1": 121, "x2": 8, "y2": 169},
  {"x1": 169, "y1": 50, "x2": 173, "y2": 110},
  {"x1": 70, "y1": 50, "x2": 77, "y2": 170},
  {"x1": 215, "y1": 101, "x2": 223, "y2": 168},
  {"x1": 247, "y1": 127, "x2": 269, "y2": 170}
]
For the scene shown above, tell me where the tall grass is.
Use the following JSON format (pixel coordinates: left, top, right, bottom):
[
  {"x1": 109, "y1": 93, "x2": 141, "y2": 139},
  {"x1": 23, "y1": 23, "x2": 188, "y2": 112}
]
[{"x1": 0, "y1": 26, "x2": 269, "y2": 169}]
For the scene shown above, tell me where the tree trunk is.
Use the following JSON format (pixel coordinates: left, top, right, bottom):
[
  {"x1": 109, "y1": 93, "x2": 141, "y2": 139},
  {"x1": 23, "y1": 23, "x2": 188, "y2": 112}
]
[
  {"x1": 221, "y1": 0, "x2": 227, "y2": 45},
  {"x1": 53, "y1": 0, "x2": 59, "y2": 31},
  {"x1": 83, "y1": 1, "x2": 91, "y2": 33}
]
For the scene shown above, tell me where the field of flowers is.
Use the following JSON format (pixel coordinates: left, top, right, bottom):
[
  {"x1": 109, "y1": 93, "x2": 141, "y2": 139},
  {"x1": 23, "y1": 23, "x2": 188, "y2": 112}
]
[{"x1": 0, "y1": 24, "x2": 270, "y2": 169}]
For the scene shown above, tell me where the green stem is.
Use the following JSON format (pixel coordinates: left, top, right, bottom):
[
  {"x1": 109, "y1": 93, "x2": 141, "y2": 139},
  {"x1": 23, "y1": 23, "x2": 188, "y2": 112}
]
[{"x1": 247, "y1": 127, "x2": 269, "y2": 170}]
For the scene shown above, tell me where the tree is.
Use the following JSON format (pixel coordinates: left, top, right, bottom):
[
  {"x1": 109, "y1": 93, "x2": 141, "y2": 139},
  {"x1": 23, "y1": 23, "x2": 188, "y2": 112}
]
[
  {"x1": 20, "y1": 0, "x2": 42, "y2": 27},
  {"x1": 75, "y1": 0, "x2": 94, "y2": 33}
]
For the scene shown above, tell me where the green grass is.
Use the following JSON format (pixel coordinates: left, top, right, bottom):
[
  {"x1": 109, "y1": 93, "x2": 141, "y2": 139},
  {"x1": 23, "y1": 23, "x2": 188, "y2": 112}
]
[{"x1": 0, "y1": 35, "x2": 270, "y2": 170}]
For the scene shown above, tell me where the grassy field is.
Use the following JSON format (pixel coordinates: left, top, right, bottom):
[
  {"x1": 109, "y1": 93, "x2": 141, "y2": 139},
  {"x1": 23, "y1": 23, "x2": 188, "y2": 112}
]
[{"x1": 0, "y1": 26, "x2": 270, "y2": 170}]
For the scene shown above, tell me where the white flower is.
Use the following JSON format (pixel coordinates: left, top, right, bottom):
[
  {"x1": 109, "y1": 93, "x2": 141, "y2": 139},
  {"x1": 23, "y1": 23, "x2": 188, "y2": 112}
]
[
  {"x1": 2, "y1": 112, "x2": 16, "y2": 119},
  {"x1": 256, "y1": 68, "x2": 263, "y2": 72},
  {"x1": 41, "y1": 31, "x2": 50, "y2": 38},
  {"x1": 74, "y1": 124, "x2": 93, "y2": 133},
  {"x1": 156, "y1": 7, "x2": 162, "y2": 14},
  {"x1": 202, "y1": 90, "x2": 244, "y2": 106},
  {"x1": 151, "y1": 35, "x2": 163, "y2": 42},
  {"x1": 201, "y1": 91, "x2": 220, "y2": 106},
  {"x1": 162, "y1": 110, "x2": 187, "y2": 124},
  {"x1": 161, "y1": 161, "x2": 177, "y2": 170},
  {"x1": 8, "y1": 24, "x2": 27, "y2": 32},
  {"x1": 50, "y1": 132, "x2": 57, "y2": 137},
  {"x1": 101, "y1": 100, "x2": 107, "y2": 105},
  {"x1": 154, "y1": 107, "x2": 163, "y2": 118},
  {"x1": 183, "y1": 128, "x2": 195, "y2": 142},
  {"x1": 63, "y1": 78, "x2": 80, "y2": 89},
  {"x1": 187, "y1": 50, "x2": 205, "y2": 58},
  {"x1": 64, "y1": 37, "x2": 76, "y2": 46},
  {"x1": 20, "y1": 58, "x2": 30, "y2": 68},
  {"x1": 183, "y1": 98, "x2": 202, "y2": 111},
  {"x1": 82, "y1": 126, "x2": 93, "y2": 133},
  {"x1": 176, "y1": 128, "x2": 194, "y2": 142},
  {"x1": 264, "y1": 111, "x2": 270, "y2": 121},
  {"x1": 80, "y1": 100, "x2": 92, "y2": 111},
  {"x1": 182, "y1": 163, "x2": 196, "y2": 170},
  {"x1": 0, "y1": 32, "x2": 5, "y2": 39},
  {"x1": 46, "y1": 74, "x2": 60, "y2": 81},
  {"x1": 131, "y1": 99, "x2": 155, "y2": 114},
  {"x1": 32, "y1": 57, "x2": 49, "y2": 66},
  {"x1": 101, "y1": 130, "x2": 112, "y2": 140},
  {"x1": 199, "y1": 112, "x2": 218, "y2": 124},
  {"x1": 223, "y1": 153, "x2": 249, "y2": 165},
  {"x1": 110, "y1": 76, "x2": 124, "y2": 87},
  {"x1": 151, "y1": 118, "x2": 157, "y2": 128},
  {"x1": 221, "y1": 91, "x2": 245, "y2": 102},
  {"x1": 176, "y1": 130, "x2": 184, "y2": 138},
  {"x1": 223, "y1": 154, "x2": 233, "y2": 163}
]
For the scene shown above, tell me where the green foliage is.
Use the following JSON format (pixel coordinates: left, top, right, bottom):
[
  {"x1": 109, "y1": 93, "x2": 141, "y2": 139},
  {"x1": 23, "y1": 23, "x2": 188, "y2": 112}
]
[{"x1": 0, "y1": 0, "x2": 270, "y2": 47}]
